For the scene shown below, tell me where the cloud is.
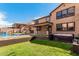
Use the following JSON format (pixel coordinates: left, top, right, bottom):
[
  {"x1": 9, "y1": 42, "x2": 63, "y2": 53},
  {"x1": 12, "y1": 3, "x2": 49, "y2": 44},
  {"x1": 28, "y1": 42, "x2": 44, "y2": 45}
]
[
  {"x1": 0, "y1": 12, "x2": 13, "y2": 28},
  {"x1": 34, "y1": 16, "x2": 44, "y2": 19}
]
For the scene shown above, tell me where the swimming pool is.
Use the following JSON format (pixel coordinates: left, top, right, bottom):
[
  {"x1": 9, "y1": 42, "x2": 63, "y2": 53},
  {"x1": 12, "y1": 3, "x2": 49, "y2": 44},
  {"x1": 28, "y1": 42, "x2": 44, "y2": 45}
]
[
  {"x1": 0, "y1": 32, "x2": 22, "y2": 38},
  {"x1": 0, "y1": 32, "x2": 32, "y2": 41},
  {"x1": 0, "y1": 32, "x2": 13, "y2": 38}
]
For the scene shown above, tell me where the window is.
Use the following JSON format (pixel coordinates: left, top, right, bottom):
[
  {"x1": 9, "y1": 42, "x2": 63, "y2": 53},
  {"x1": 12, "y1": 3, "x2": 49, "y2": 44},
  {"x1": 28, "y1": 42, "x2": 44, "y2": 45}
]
[
  {"x1": 68, "y1": 22, "x2": 75, "y2": 31},
  {"x1": 56, "y1": 22, "x2": 75, "y2": 31},
  {"x1": 56, "y1": 6, "x2": 75, "y2": 19},
  {"x1": 62, "y1": 24, "x2": 67, "y2": 31},
  {"x1": 46, "y1": 17, "x2": 50, "y2": 22},
  {"x1": 56, "y1": 11, "x2": 62, "y2": 19},
  {"x1": 35, "y1": 20, "x2": 38, "y2": 24},
  {"x1": 68, "y1": 7, "x2": 75, "y2": 16},
  {"x1": 62, "y1": 9, "x2": 68, "y2": 17},
  {"x1": 56, "y1": 24, "x2": 62, "y2": 31},
  {"x1": 37, "y1": 26, "x2": 41, "y2": 31}
]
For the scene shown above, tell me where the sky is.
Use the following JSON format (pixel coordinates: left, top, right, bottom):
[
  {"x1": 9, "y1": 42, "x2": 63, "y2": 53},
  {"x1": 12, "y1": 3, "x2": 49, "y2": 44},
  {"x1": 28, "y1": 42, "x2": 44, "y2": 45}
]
[{"x1": 0, "y1": 3, "x2": 60, "y2": 28}]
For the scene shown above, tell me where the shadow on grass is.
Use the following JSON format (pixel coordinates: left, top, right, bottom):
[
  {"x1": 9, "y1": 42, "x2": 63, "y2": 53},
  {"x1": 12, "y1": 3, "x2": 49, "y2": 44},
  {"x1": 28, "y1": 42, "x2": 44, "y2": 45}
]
[
  {"x1": 0, "y1": 38, "x2": 31, "y2": 47},
  {"x1": 30, "y1": 40, "x2": 77, "y2": 56}
]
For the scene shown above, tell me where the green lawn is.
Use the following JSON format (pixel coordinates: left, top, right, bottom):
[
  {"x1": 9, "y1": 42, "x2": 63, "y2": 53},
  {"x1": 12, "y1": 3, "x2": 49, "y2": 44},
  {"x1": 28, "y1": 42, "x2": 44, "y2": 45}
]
[{"x1": 0, "y1": 40, "x2": 77, "y2": 56}]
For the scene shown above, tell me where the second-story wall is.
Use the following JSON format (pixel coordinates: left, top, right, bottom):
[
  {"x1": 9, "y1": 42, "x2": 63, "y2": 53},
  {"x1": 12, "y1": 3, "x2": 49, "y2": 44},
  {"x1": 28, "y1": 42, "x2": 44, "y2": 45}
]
[
  {"x1": 34, "y1": 16, "x2": 50, "y2": 24},
  {"x1": 33, "y1": 16, "x2": 52, "y2": 35},
  {"x1": 50, "y1": 3, "x2": 79, "y2": 35},
  {"x1": 38, "y1": 16, "x2": 50, "y2": 23}
]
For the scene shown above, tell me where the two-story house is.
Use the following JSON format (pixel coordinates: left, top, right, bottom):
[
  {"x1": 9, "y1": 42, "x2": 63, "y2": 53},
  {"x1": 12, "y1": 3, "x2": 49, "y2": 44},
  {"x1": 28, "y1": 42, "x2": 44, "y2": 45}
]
[{"x1": 50, "y1": 3, "x2": 79, "y2": 36}]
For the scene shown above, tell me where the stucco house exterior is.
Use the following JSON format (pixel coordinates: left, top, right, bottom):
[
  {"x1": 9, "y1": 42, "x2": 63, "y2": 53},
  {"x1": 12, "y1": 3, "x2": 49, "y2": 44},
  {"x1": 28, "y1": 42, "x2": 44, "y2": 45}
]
[
  {"x1": 33, "y1": 3, "x2": 79, "y2": 36},
  {"x1": 50, "y1": 3, "x2": 79, "y2": 36}
]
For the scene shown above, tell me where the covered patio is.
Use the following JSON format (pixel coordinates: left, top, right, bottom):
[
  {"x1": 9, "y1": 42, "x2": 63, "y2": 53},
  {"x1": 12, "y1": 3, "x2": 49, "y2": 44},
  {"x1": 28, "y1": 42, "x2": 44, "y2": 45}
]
[{"x1": 34, "y1": 22, "x2": 53, "y2": 35}]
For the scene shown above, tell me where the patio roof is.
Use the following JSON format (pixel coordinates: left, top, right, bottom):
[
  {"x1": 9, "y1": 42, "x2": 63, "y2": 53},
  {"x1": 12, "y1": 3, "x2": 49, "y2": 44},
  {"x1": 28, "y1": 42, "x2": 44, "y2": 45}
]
[{"x1": 34, "y1": 22, "x2": 53, "y2": 27}]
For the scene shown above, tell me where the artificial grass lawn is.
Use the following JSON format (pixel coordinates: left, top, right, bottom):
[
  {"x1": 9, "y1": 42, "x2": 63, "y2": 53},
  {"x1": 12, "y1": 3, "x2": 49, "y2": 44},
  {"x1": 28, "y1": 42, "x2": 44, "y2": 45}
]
[{"x1": 0, "y1": 40, "x2": 77, "y2": 56}]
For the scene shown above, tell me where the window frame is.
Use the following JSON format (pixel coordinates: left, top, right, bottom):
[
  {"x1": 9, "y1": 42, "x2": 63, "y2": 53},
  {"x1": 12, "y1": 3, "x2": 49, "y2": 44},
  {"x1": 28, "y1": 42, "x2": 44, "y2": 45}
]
[
  {"x1": 37, "y1": 26, "x2": 42, "y2": 31},
  {"x1": 62, "y1": 23, "x2": 68, "y2": 31},
  {"x1": 62, "y1": 9, "x2": 68, "y2": 17},
  {"x1": 56, "y1": 22, "x2": 75, "y2": 31},
  {"x1": 67, "y1": 6, "x2": 75, "y2": 16},
  {"x1": 56, "y1": 6, "x2": 75, "y2": 19},
  {"x1": 56, "y1": 23, "x2": 63, "y2": 31},
  {"x1": 67, "y1": 22, "x2": 75, "y2": 31},
  {"x1": 35, "y1": 20, "x2": 39, "y2": 24},
  {"x1": 56, "y1": 11, "x2": 62, "y2": 19},
  {"x1": 46, "y1": 17, "x2": 50, "y2": 22}
]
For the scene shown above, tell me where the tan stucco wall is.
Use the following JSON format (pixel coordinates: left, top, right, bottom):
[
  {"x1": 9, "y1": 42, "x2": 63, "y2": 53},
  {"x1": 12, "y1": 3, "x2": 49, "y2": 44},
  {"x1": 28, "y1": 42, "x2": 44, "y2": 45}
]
[
  {"x1": 37, "y1": 26, "x2": 48, "y2": 34},
  {"x1": 50, "y1": 3, "x2": 79, "y2": 36},
  {"x1": 33, "y1": 16, "x2": 49, "y2": 34},
  {"x1": 38, "y1": 17, "x2": 46, "y2": 23}
]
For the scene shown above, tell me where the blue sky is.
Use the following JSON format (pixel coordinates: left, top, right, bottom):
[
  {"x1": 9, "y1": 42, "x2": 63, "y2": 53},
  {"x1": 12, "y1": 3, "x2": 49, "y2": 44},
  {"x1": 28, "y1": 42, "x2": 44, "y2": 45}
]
[{"x1": 0, "y1": 3, "x2": 59, "y2": 27}]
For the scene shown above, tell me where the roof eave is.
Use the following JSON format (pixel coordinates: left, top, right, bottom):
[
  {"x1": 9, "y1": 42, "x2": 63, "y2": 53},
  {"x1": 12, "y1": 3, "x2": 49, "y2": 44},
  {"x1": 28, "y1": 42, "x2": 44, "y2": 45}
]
[{"x1": 50, "y1": 3, "x2": 64, "y2": 15}]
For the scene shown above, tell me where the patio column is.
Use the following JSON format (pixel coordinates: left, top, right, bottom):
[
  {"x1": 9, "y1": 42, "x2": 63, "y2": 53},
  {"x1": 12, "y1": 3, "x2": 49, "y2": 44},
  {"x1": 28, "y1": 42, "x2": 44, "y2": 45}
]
[
  {"x1": 46, "y1": 25, "x2": 50, "y2": 35},
  {"x1": 34, "y1": 27, "x2": 37, "y2": 34},
  {"x1": 34, "y1": 26, "x2": 38, "y2": 34}
]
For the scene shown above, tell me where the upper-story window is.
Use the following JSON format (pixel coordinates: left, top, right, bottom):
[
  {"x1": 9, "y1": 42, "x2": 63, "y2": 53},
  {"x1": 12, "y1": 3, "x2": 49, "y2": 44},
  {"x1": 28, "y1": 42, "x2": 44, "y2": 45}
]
[
  {"x1": 62, "y1": 9, "x2": 68, "y2": 17},
  {"x1": 56, "y1": 6, "x2": 75, "y2": 19},
  {"x1": 35, "y1": 20, "x2": 38, "y2": 24},
  {"x1": 46, "y1": 17, "x2": 50, "y2": 22},
  {"x1": 68, "y1": 6, "x2": 75, "y2": 16},
  {"x1": 56, "y1": 11, "x2": 62, "y2": 19}
]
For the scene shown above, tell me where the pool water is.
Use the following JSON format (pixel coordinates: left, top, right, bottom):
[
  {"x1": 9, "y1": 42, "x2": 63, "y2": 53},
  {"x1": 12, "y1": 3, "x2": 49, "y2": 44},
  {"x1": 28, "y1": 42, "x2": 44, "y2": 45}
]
[
  {"x1": 0, "y1": 32, "x2": 26, "y2": 38},
  {"x1": 0, "y1": 32, "x2": 17, "y2": 38}
]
